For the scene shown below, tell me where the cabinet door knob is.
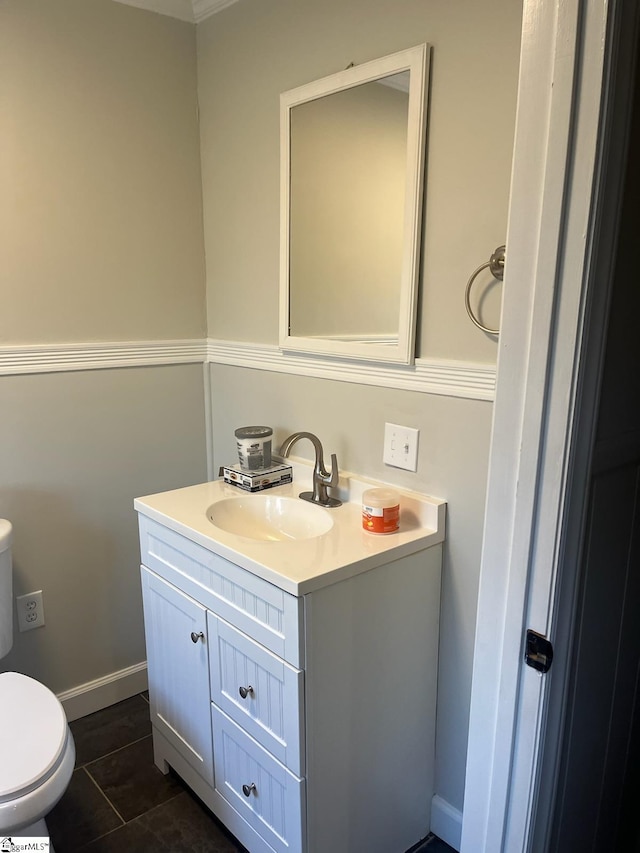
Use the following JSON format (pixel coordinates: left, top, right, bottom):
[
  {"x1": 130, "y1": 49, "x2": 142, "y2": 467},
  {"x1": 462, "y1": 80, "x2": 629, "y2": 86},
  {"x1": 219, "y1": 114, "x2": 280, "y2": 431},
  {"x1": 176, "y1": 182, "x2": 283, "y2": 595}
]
[
  {"x1": 238, "y1": 685, "x2": 254, "y2": 699},
  {"x1": 242, "y1": 782, "x2": 257, "y2": 797},
  {"x1": 190, "y1": 631, "x2": 204, "y2": 643}
]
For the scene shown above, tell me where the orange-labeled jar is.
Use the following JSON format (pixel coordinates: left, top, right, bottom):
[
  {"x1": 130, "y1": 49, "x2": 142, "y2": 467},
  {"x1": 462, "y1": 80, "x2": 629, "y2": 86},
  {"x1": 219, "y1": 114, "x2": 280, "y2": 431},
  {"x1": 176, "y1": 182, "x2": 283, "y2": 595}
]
[{"x1": 362, "y1": 488, "x2": 400, "y2": 534}]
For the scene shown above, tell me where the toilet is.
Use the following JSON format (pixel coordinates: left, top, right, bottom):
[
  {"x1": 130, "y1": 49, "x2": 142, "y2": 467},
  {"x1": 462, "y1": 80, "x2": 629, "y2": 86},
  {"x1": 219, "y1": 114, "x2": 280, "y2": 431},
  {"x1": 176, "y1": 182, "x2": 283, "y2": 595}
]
[{"x1": 0, "y1": 520, "x2": 75, "y2": 846}]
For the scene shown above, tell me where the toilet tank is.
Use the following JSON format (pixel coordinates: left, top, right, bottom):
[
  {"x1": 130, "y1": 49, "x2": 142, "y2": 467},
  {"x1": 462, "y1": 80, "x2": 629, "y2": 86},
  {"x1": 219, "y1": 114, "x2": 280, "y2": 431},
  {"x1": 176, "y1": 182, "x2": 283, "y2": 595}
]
[{"x1": 0, "y1": 519, "x2": 13, "y2": 658}]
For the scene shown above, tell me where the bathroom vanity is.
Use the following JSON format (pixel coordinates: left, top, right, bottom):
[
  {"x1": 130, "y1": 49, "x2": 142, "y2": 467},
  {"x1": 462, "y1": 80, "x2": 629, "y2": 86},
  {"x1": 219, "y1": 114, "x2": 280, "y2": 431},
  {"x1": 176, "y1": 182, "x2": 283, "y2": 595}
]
[{"x1": 135, "y1": 468, "x2": 445, "y2": 853}]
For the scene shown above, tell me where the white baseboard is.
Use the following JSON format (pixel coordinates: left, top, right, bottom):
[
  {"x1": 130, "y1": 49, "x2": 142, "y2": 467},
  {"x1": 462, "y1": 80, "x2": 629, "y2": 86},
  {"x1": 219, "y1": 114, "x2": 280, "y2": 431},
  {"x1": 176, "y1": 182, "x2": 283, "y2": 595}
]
[
  {"x1": 431, "y1": 794, "x2": 463, "y2": 851},
  {"x1": 57, "y1": 662, "x2": 148, "y2": 722}
]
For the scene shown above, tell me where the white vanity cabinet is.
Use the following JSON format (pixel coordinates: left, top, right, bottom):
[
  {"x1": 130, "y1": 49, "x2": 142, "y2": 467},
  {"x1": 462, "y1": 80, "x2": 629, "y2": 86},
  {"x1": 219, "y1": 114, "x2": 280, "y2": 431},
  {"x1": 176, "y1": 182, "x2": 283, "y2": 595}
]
[{"x1": 137, "y1": 496, "x2": 443, "y2": 853}]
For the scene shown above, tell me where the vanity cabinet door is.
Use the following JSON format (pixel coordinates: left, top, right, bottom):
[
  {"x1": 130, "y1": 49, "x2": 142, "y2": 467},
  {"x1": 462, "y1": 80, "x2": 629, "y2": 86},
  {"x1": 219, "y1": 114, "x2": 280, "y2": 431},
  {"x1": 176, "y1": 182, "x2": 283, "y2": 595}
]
[{"x1": 141, "y1": 566, "x2": 213, "y2": 785}]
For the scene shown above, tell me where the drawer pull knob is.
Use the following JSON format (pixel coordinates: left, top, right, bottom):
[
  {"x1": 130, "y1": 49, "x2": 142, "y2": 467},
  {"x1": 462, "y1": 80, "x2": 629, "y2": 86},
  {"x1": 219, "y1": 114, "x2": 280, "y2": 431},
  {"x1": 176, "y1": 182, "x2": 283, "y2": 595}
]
[
  {"x1": 190, "y1": 631, "x2": 204, "y2": 643},
  {"x1": 238, "y1": 685, "x2": 254, "y2": 699},
  {"x1": 242, "y1": 782, "x2": 257, "y2": 797}
]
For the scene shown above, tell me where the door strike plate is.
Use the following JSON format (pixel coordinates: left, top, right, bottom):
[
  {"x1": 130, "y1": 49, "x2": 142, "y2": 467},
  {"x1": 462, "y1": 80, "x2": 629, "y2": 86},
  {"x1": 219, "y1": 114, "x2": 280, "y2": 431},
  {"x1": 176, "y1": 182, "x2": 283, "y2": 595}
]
[{"x1": 525, "y1": 629, "x2": 553, "y2": 673}]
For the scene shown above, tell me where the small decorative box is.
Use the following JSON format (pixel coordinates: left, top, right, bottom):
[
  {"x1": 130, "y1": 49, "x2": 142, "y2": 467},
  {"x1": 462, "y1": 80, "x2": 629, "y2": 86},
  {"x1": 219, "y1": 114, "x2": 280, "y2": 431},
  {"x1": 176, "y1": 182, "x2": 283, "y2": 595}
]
[{"x1": 220, "y1": 462, "x2": 293, "y2": 493}]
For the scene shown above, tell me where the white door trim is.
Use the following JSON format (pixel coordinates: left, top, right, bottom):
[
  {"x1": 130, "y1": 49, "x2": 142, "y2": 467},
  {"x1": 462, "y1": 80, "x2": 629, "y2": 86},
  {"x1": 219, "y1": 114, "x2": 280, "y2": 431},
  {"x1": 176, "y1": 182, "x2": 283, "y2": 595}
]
[{"x1": 461, "y1": 0, "x2": 613, "y2": 850}]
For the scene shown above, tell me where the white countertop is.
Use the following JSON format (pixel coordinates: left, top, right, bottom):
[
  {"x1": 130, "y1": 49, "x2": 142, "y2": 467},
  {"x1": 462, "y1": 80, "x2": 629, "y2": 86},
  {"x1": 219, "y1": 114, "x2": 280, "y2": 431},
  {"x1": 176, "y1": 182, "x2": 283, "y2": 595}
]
[{"x1": 134, "y1": 460, "x2": 446, "y2": 595}]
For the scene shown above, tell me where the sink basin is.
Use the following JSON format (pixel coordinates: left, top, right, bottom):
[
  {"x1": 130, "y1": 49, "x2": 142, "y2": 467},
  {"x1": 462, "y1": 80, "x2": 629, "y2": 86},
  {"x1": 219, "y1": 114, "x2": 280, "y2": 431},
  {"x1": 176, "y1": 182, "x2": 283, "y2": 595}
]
[{"x1": 207, "y1": 494, "x2": 334, "y2": 542}]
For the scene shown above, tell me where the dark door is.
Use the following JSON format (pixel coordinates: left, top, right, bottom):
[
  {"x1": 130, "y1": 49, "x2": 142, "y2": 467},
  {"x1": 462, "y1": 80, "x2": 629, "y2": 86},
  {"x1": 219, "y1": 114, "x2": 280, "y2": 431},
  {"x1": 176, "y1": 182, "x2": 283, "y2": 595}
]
[{"x1": 541, "y1": 19, "x2": 640, "y2": 852}]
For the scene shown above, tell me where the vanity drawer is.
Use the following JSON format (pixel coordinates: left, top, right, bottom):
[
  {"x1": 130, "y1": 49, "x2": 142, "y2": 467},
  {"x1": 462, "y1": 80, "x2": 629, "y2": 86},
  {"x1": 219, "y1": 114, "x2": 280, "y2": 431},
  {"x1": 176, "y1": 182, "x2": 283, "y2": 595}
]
[
  {"x1": 138, "y1": 515, "x2": 304, "y2": 667},
  {"x1": 212, "y1": 706, "x2": 305, "y2": 853},
  {"x1": 208, "y1": 612, "x2": 305, "y2": 776}
]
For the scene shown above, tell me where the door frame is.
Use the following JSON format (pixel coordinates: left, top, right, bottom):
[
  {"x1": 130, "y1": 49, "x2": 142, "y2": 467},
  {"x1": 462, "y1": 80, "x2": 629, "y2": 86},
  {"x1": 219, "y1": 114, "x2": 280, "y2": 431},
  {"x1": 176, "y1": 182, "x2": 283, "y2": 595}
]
[{"x1": 461, "y1": 0, "x2": 638, "y2": 850}]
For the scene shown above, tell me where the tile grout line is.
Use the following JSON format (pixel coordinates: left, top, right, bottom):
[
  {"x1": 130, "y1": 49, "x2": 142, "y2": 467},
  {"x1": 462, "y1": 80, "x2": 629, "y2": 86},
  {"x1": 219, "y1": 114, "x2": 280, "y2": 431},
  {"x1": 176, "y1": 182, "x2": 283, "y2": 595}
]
[
  {"x1": 76, "y1": 781, "x2": 188, "y2": 850},
  {"x1": 72, "y1": 693, "x2": 151, "y2": 769},
  {"x1": 76, "y1": 731, "x2": 152, "y2": 770},
  {"x1": 56, "y1": 694, "x2": 191, "y2": 850},
  {"x1": 82, "y1": 767, "x2": 128, "y2": 826},
  {"x1": 73, "y1": 696, "x2": 152, "y2": 831}
]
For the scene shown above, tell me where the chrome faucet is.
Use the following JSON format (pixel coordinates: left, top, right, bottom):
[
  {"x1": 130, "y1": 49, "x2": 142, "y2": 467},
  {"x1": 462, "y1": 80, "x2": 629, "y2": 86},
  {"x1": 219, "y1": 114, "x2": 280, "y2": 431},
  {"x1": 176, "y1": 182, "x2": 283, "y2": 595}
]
[{"x1": 279, "y1": 432, "x2": 342, "y2": 508}]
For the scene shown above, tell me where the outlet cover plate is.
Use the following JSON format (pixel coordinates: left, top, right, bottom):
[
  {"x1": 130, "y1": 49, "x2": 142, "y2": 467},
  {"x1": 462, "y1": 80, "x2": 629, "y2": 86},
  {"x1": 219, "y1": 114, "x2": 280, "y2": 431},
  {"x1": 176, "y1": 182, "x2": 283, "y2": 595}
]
[{"x1": 16, "y1": 590, "x2": 45, "y2": 632}]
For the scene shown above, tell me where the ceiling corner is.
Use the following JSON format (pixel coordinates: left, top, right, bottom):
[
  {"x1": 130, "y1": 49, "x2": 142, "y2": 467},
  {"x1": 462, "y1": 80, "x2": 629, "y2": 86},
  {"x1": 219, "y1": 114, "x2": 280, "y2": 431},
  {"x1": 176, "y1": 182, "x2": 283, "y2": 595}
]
[
  {"x1": 111, "y1": 0, "x2": 241, "y2": 24},
  {"x1": 192, "y1": 0, "x2": 241, "y2": 23},
  {"x1": 111, "y1": 0, "x2": 194, "y2": 23}
]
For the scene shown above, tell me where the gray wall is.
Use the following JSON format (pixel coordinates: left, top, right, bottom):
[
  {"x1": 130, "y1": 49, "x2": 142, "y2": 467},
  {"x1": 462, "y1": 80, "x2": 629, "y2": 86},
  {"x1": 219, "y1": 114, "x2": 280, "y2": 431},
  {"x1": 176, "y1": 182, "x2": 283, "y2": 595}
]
[
  {"x1": 1, "y1": 0, "x2": 208, "y2": 694},
  {"x1": 208, "y1": 365, "x2": 493, "y2": 815},
  {"x1": 1, "y1": 0, "x2": 523, "y2": 824},
  {"x1": 197, "y1": 0, "x2": 522, "y2": 363},
  {"x1": 198, "y1": 0, "x2": 522, "y2": 815},
  {"x1": 0, "y1": 367, "x2": 207, "y2": 689},
  {"x1": 1, "y1": 0, "x2": 206, "y2": 343}
]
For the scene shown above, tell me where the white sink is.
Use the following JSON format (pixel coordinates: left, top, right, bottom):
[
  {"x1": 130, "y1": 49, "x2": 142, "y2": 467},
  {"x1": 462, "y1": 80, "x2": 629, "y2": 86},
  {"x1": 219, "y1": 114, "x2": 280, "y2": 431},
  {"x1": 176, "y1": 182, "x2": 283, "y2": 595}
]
[{"x1": 207, "y1": 494, "x2": 334, "y2": 542}]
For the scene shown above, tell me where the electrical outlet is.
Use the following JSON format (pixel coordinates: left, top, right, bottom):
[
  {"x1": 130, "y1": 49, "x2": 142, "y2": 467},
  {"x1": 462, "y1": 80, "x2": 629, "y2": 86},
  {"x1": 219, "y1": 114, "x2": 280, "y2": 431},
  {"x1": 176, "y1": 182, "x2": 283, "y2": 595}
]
[
  {"x1": 383, "y1": 422, "x2": 419, "y2": 472},
  {"x1": 16, "y1": 590, "x2": 45, "y2": 632}
]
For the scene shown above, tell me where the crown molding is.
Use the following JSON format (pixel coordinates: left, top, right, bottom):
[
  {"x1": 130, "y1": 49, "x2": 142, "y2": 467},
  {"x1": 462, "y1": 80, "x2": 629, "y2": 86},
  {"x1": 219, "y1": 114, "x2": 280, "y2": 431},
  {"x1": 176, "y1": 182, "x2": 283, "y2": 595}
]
[
  {"x1": 192, "y1": 0, "x2": 240, "y2": 23},
  {"x1": 206, "y1": 339, "x2": 496, "y2": 401},
  {"x1": 111, "y1": 0, "x2": 195, "y2": 22},
  {"x1": 111, "y1": 0, "x2": 240, "y2": 23}
]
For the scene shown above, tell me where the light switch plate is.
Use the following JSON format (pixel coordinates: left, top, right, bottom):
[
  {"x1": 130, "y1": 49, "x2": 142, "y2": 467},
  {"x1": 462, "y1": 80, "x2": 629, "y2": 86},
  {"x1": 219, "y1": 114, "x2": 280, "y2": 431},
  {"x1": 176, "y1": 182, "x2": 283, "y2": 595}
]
[{"x1": 383, "y1": 423, "x2": 419, "y2": 472}]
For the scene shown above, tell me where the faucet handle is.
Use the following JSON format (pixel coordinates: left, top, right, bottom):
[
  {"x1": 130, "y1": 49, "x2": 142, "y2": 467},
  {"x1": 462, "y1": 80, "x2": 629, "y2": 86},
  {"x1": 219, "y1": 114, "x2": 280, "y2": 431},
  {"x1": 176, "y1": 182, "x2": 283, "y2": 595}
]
[{"x1": 323, "y1": 453, "x2": 340, "y2": 489}]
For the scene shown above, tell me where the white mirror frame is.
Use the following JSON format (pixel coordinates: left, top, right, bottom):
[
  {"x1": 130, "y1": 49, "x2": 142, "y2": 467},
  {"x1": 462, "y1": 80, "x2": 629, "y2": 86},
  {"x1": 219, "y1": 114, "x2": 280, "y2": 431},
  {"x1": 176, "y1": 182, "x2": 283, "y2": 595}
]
[{"x1": 279, "y1": 44, "x2": 429, "y2": 365}]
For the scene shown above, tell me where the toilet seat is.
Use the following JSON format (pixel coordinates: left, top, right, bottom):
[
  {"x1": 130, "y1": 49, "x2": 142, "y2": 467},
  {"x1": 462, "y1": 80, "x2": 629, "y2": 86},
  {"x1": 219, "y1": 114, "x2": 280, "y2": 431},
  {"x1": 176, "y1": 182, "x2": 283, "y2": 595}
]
[{"x1": 0, "y1": 672, "x2": 69, "y2": 802}]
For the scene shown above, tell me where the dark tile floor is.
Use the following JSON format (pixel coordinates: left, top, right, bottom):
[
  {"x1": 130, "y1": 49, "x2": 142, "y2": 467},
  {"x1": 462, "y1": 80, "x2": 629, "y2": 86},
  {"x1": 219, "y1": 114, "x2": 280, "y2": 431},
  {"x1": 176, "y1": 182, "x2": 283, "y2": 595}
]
[{"x1": 47, "y1": 693, "x2": 456, "y2": 853}]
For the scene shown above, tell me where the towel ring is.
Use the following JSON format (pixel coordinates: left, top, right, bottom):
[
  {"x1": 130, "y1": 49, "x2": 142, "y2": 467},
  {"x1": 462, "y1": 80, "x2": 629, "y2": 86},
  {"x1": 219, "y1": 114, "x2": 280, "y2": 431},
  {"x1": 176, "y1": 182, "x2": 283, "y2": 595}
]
[{"x1": 464, "y1": 245, "x2": 506, "y2": 335}]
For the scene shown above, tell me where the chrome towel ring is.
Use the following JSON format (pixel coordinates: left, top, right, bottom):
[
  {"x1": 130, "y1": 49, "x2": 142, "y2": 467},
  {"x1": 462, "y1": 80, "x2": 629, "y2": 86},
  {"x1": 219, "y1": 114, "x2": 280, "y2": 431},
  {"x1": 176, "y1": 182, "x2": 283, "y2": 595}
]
[{"x1": 464, "y1": 244, "x2": 506, "y2": 335}]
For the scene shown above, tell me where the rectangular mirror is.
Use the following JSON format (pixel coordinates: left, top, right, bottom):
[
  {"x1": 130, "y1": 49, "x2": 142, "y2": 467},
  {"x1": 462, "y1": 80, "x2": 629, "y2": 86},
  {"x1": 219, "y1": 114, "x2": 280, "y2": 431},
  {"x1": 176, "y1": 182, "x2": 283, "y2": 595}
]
[{"x1": 279, "y1": 44, "x2": 429, "y2": 364}]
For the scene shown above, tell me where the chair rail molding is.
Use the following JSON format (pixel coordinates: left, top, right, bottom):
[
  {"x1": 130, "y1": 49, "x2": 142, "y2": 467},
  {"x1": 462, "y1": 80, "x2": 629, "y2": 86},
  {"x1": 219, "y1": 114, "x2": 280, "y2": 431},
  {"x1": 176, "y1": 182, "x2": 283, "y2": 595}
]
[
  {"x1": 0, "y1": 339, "x2": 207, "y2": 376},
  {"x1": 0, "y1": 337, "x2": 496, "y2": 400},
  {"x1": 206, "y1": 339, "x2": 496, "y2": 401}
]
